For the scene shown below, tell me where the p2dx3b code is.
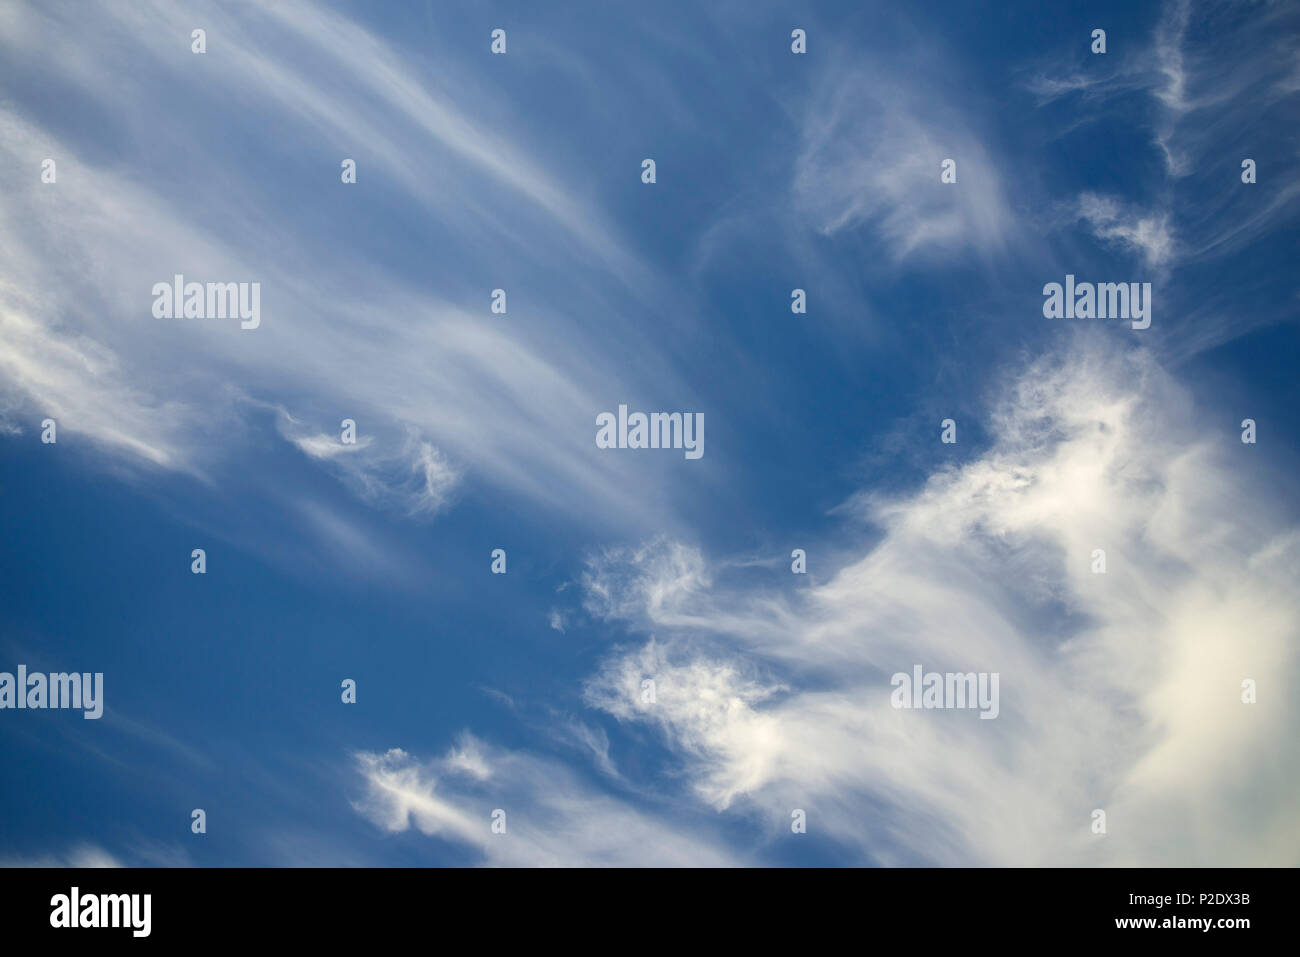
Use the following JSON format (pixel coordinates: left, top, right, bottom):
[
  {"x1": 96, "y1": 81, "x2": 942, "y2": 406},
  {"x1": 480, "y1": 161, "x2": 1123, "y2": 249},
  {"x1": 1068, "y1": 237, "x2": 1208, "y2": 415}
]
[{"x1": 1199, "y1": 894, "x2": 1250, "y2": 905}]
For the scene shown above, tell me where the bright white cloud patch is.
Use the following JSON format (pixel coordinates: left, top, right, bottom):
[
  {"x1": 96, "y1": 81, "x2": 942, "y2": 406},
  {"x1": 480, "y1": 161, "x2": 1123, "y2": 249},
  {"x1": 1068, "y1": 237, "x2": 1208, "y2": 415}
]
[{"x1": 579, "y1": 338, "x2": 1300, "y2": 865}]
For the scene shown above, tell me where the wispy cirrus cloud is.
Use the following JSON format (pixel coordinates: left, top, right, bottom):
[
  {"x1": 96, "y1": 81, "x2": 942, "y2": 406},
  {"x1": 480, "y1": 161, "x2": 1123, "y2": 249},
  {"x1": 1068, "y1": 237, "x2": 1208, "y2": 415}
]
[
  {"x1": 0, "y1": 0, "x2": 700, "y2": 534},
  {"x1": 1025, "y1": 0, "x2": 1300, "y2": 179},
  {"x1": 1074, "y1": 193, "x2": 1176, "y2": 269},
  {"x1": 792, "y1": 61, "x2": 1017, "y2": 263},
  {"x1": 1025, "y1": 0, "x2": 1300, "y2": 362},
  {"x1": 277, "y1": 409, "x2": 459, "y2": 517},
  {"x1": 353, "y1": 738, "x2": 742, "y2": 866}
]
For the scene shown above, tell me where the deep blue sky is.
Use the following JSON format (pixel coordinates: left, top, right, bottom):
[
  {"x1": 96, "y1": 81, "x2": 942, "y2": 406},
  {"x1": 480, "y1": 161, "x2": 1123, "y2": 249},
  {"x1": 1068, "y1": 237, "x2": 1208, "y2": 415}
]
[{"x1": 1, "y1": 0, "x2": 1297, "y2": 866}]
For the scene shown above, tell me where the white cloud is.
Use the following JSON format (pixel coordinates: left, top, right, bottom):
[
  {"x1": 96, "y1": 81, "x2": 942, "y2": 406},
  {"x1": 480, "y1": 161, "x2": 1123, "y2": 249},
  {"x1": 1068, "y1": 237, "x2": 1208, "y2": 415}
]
[
  {"x1": 277, "y1": 410, "x2": 459, "y2": 517},
  {"x1": 0, "y1": 276, "x2": 197, "y2": 472},
  {"x1": 582, "y1": 539, "x2": 713, "y2": 623},
  {"x1": 553, "y1": 720, "x2": 620, "y2": 780},
  {"x1": 579, "y1": 337, "x2": 1300, "y2": 865},
  {"x1": 0, "y1": 0, "x2": 700, "y2": 534},
  {"x1": 353, "y1": 739, "x2": 741, "y2": 866},
  {"x1": 1152, "y1": 0, "x2": 1194, "y2": 176},
  {"x1": 1075, "y1": 193, "x2": 1175, "y2": 269},
  {"x1": 1030, "y1": 0, "x2": 1300, "y2": 185},
  {"x1": 793, "y1": 62, "x2": 1017, "y2": 262}
]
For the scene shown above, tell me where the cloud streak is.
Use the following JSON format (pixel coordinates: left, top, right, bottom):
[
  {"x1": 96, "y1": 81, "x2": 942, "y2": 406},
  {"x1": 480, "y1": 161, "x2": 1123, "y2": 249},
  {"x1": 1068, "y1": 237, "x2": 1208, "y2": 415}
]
[
  {"x1": 353, "y1": 738, "x2": 742, "y2": 866},
  {"x1": 0, "y1": 0, "x2": 701, "y2": 534}
]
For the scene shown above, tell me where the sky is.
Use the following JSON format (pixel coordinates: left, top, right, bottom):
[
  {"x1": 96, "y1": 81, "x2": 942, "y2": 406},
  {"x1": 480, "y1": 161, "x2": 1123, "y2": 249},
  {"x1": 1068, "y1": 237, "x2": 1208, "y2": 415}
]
[{"x1": 0, "y1": 0, "x2": 1297, "y2": 867}]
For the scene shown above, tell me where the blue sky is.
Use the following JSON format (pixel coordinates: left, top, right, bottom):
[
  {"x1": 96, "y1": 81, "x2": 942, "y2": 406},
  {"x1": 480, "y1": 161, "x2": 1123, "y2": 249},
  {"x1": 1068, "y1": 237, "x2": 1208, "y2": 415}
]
[{"x1": 1, "y1": 0, "x2": 1297, "y2": 866}]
